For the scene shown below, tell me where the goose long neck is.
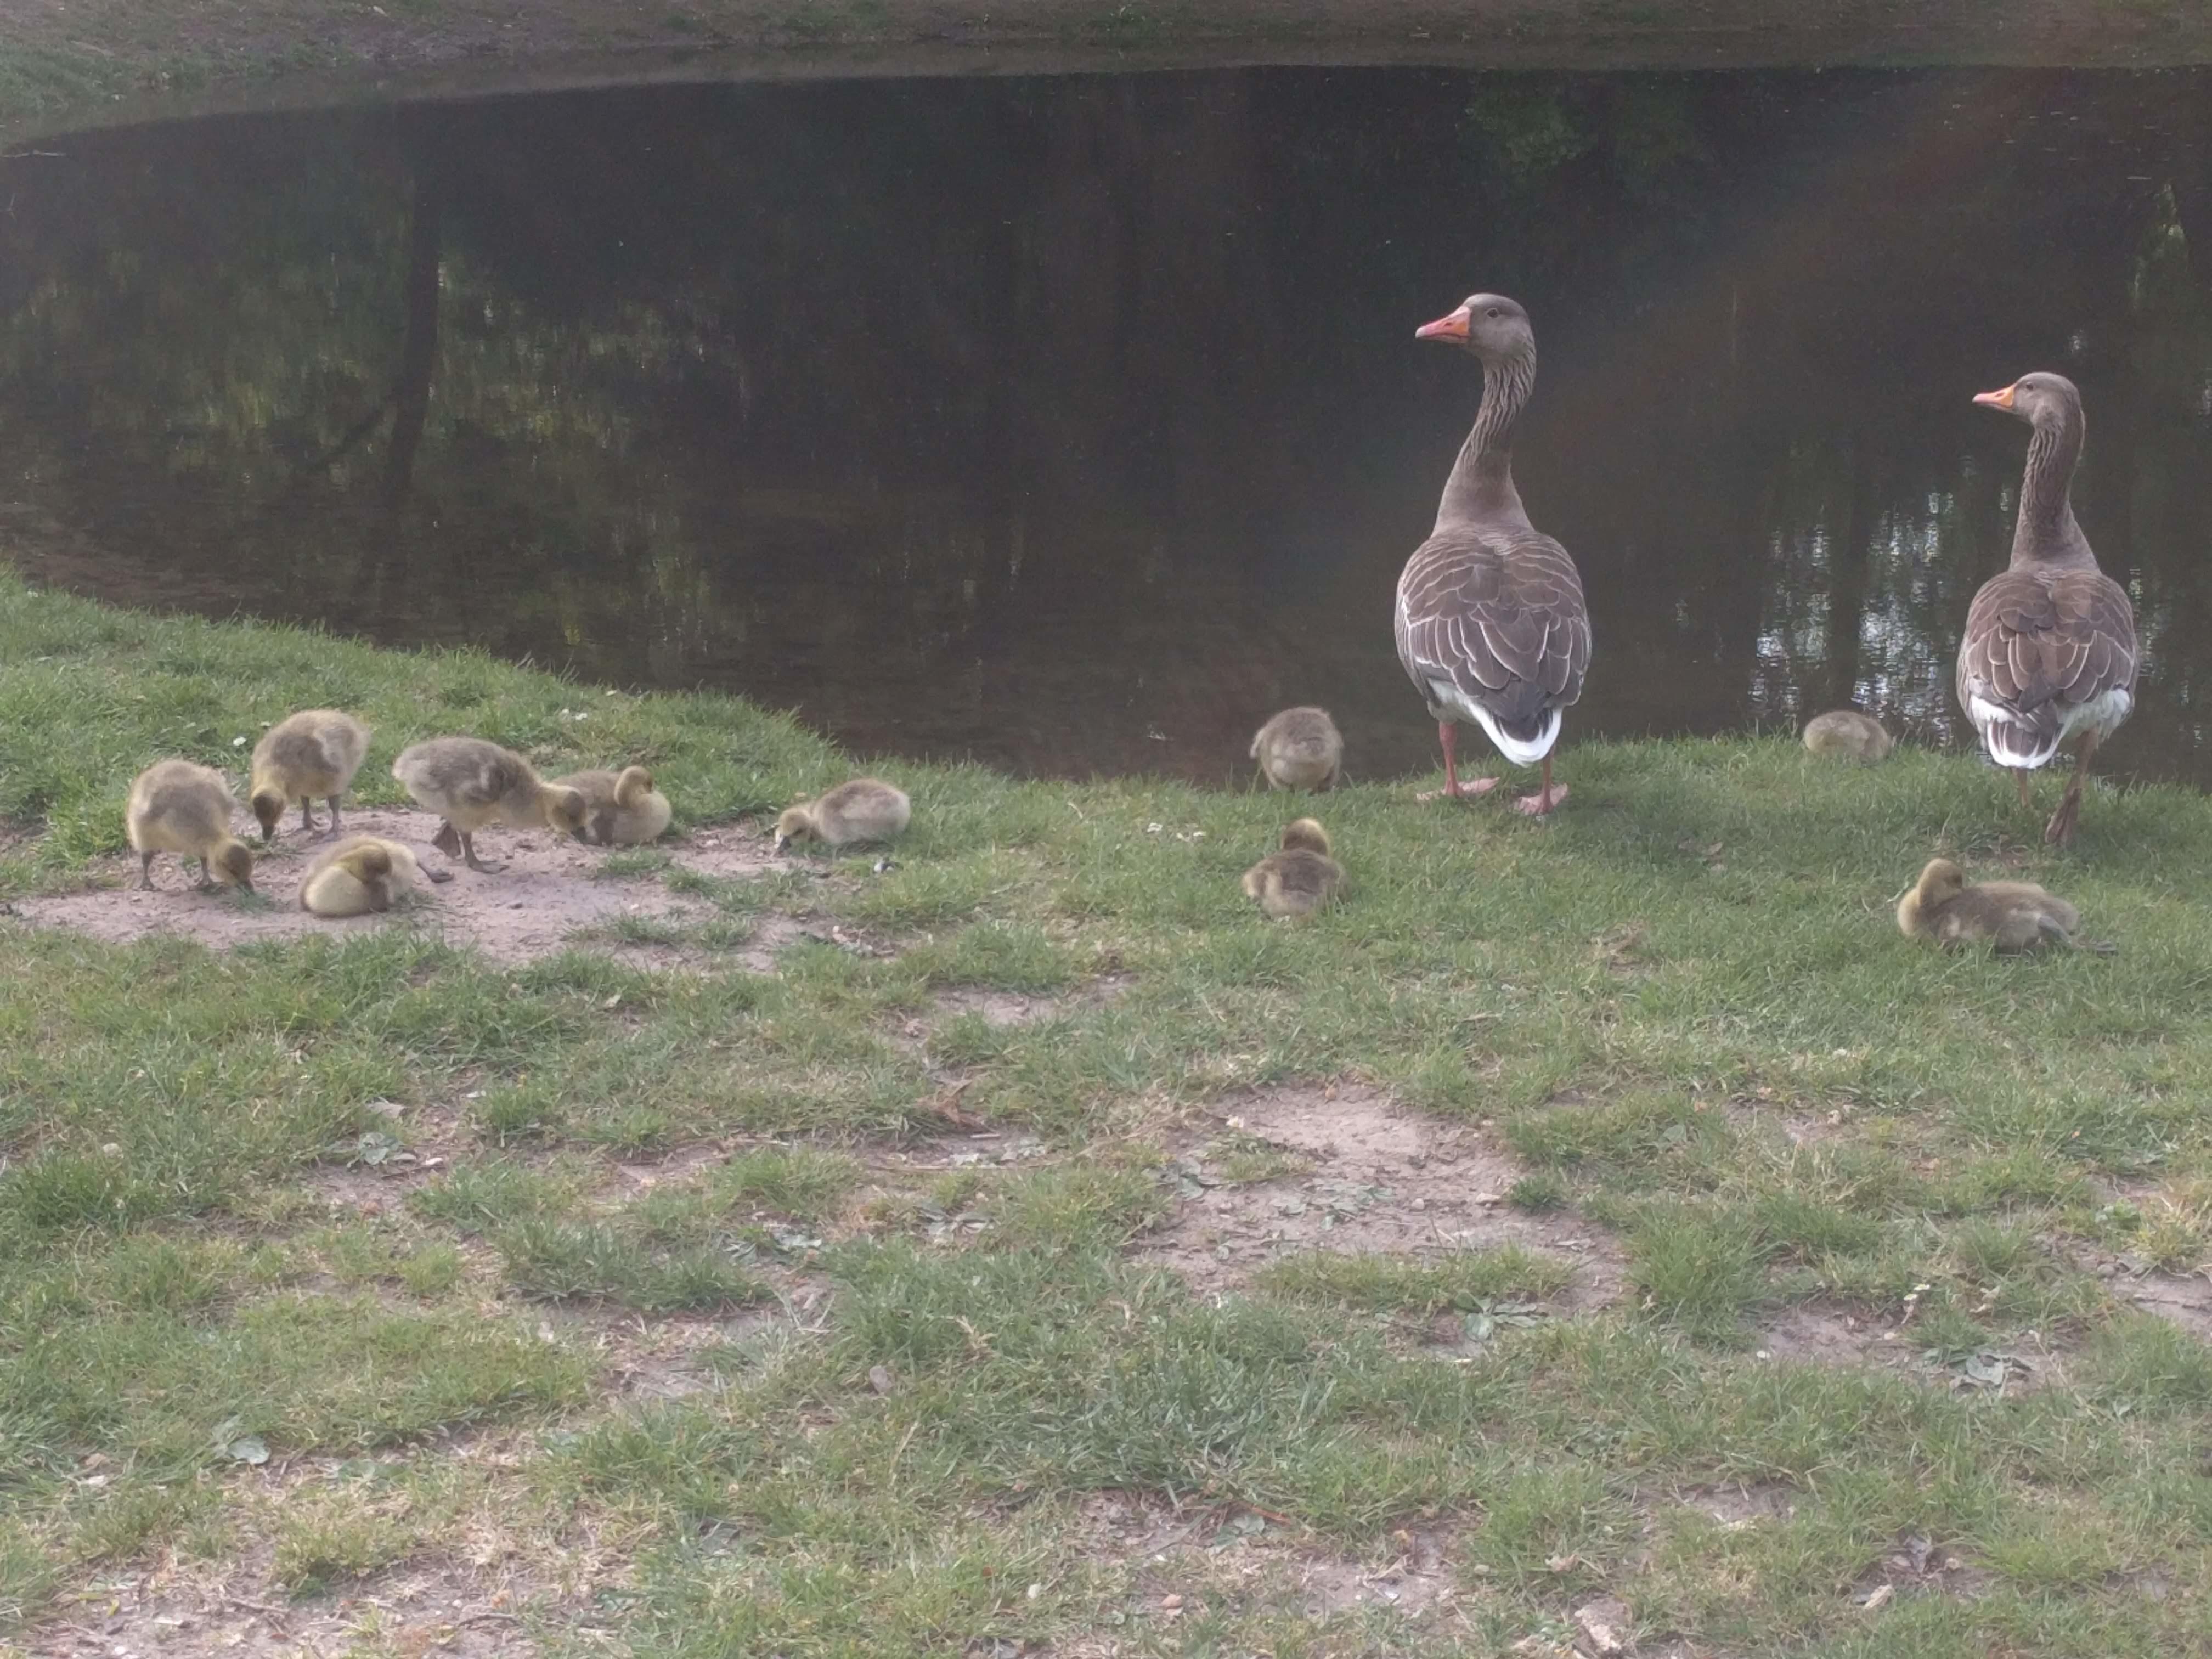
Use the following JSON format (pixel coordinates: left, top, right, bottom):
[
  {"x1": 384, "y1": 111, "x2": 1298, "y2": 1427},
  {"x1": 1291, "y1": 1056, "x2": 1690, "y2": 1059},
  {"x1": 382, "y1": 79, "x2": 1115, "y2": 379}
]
[
  {"x1": 1436, "y1": 347, "x2": 1534, "y2": 530},
  {"x1": 2012, "y1": 408, "x2": 2087, "y2": 567}
]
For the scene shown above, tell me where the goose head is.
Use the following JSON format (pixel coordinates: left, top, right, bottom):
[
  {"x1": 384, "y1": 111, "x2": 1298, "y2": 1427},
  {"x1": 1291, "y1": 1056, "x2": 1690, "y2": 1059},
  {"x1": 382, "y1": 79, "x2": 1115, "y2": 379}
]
[
  {"x1": 1415, "y1": 292, "x2": 1533, "y2": 364},
  {"x1": 215, "y1": 841, "x2": 257, "y2": 892},
  {"x1": 340, "y1": 843, "x2": 396, "y2": 883},
  {"x1": 773, "y1": 805, "x2": 814, "y2": 854},
  {"x1": 1914, "y1": 858, "x2": 1967, "y2": 907},
  {"x1": 249, "y1": 788, "x2": 287, "y2": 844},
  {"x1": 545, "y1": 785, "x2": 590, "y2": 842},
  {"x1": 1973, "y1": 371, "x2": 2080, "y2": 431}
]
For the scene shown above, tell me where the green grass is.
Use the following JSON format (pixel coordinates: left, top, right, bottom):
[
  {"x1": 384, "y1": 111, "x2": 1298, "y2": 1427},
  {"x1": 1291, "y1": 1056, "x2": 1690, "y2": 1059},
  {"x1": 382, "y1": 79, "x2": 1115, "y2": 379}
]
[
  {"x1": 1252, "y1": 1246, "x2": 1576, "y2": 1313},
  {"x1": 5, "y1": 567, "x2": 2212, "y2": 1651}
]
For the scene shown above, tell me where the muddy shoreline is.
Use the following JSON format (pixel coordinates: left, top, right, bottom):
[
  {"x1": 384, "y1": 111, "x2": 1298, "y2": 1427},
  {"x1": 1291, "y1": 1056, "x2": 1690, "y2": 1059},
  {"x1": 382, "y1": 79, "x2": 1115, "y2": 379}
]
[{"x1": 6, "y1": 0, "x2": 2210, "y2": 140}]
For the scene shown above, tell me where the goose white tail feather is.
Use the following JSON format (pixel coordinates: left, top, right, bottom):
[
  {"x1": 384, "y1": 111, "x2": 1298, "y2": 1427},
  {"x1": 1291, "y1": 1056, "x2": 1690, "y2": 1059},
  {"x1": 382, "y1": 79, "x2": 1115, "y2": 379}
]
[
  {"x1": 1981, "y1": 720, "x2": 2058, "y2": 771},
  {"x1": 1430, "y1": 679, "x2": 1562, "y2": 767},
  {"x1": 1968, "y1": 689, "x2": 2132, "y2": 771}
]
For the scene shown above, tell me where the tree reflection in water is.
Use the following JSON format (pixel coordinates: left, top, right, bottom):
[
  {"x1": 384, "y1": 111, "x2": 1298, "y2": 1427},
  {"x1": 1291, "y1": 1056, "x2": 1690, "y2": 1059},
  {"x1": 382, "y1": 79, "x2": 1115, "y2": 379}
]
[{"x1": 2, "y1": 67, "x2": 2209, "y2": 783}]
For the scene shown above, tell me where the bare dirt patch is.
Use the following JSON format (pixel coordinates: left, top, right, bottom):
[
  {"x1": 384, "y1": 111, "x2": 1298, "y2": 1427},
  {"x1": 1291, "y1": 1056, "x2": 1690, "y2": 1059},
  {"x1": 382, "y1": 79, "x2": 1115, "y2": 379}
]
[
  {"x1": 1853, "y1": 1529, "x2": 1993, "y2": 1605},
  {"x1": 1673, "y1": 1481, "x2": 1804, "y2": 1528},
  {"x1": 551, "y1": 1305, "x2": 779, "y2": 1401},
  {"x1": 671, "y1": 826, "x2": 788, "y2": 884},
  {"x1": 1754, "y1": 1302, "x2": 1915, "y2": 1371},
  {"x1": 1730, "y1": 1097, "x2": 1858, "y2": 1149},
  {"x1": 300, "y1": 1100, "x2": 472, "y2": 1212},
  {"x1": 739, "y1": 912, "x2": 821, "y2": 973},
  {"x1": 1290, "y1": 1527, "x2": 1457, "y2": 1618},
  {"x1": 1074, "y1": 1492, "x2": 1463, "y2": 1632},
  {"x1": 1138, "y1": 1080, "x2": 1625, "y2": 1310},
  {"x1": 32, "y1": 1551, "x2": 567, "y2": 1658},
  {"x1": 606, "y1": 1138, "x2": 741, "y2": 1194},
  {"x1": 932, "y1": 971, "x2": 1133, "y2": 1028},
  {"x1": 1756, "y1": 1301, "x2": 2066, "y2": 1397},
  {"x1": 2075, "y1": 1241, "x2": 2212, "y2": 1341},
  {"x1": 2113, "y1": 1266, "x2": 2212, "y2": 1340},
  {"x1": 302, "y1": 1159, "x2": 432, "y2": 1217},
  {"x1": 11, "y1": 808, "x2": 791, "y2": 967},
  {"x1": 933, "y1": 986, "x2": 1062, "y2": 1026}
]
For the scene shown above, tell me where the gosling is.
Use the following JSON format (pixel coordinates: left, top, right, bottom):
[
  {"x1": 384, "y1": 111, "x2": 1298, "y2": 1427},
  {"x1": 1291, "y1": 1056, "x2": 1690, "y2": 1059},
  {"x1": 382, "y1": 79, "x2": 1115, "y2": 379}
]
[
  {"x1": 552, "y1": 765, "x2": 673, "y2": 846},
  {"x1": 1802, "y1": 709, "x2": 1893, "y2": 761},
  {"x1": 249, "y1": 709, "x2": 372, "y2": 842},
  {"x1": 774, "y1": 779, "x2": 911, "y2": 853},
  {"x1": 298, "y1": 835, "x2": 429, "y2": 917},
  {"x1": 391, "y1": 737, "x2": 588, "y2": 874},
  {"x1": 125, "y1": 759, "x2": 256, "y2": 893},
  {"x1": 1241, "y1": 817, "x2": 1345, "y2": 918},
  {"x1": 1251, "y1": 706, "x2": 1345, "y2": 792},
  {"x1": 1896, "y1": 857, "x2": 2105, "y2": 953}
]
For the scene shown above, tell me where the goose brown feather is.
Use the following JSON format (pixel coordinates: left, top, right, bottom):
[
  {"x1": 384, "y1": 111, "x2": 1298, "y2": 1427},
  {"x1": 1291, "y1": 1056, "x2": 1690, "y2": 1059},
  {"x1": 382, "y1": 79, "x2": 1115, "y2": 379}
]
[
  {"x1": 1956, "y1": 372, "x2": 2136, "y2": 845},
  {"x1": 1241, "y1": 818, "x2": 1345, "y2": 918},
  {"x1": 1895, "y1": 858, "x2": 2104, "y2": 954},
  {"x1": 1396, "y1": 525, "x2": 1590, "y2": 732},
  {"x1": 1956, "y1": 568, "x2": 2135, "y2": 766},
  {"x1": 1394, "y1": 293, "x2": 1589, "y2": 814},
  {"x1": 391, "y1": 736, "x2": 588, "y2": 874}
]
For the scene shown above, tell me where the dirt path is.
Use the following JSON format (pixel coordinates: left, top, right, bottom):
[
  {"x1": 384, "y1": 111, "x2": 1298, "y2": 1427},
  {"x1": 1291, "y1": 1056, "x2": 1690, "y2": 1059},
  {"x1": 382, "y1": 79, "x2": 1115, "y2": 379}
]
[
  {"x1": 13, "y1": 806, "x2": 780, "y2": 966},
  {"x1": 7, "y1": 0, "x2": 2210, "y2": 141}
]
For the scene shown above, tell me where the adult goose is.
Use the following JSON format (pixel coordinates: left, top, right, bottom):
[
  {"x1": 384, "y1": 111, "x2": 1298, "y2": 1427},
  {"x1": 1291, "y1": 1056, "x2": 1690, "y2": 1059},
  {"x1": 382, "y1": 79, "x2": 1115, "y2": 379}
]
[
  {"x1": 1394, "y1": 293, "x2": 1590, "y2": 815},
  {"x1": 1957, "y1": 373, "x2": 2136, "y2": 846}
]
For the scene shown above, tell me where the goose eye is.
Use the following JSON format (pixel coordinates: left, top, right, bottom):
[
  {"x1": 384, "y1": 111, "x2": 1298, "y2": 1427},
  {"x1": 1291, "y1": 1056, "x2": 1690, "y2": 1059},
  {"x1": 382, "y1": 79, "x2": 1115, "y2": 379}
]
[{"x1": 1485, "y1": 307, "x2": 1501, "y2": 319}]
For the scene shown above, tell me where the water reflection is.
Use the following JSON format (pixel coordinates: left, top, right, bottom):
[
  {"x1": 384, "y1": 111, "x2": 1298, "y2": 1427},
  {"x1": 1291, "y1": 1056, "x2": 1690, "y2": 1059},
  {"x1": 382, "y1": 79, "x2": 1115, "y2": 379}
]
[{"x1": 3, "y1": 68, "x2": 2211, "y2": 783}]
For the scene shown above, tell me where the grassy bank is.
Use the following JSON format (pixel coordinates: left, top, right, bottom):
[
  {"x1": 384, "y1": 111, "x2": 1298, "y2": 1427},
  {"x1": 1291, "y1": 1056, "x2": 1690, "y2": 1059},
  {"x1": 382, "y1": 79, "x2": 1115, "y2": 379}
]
[
  {"x1": 4, "y1": 565, "x2": 2212, "y2": 1655},
  {"x1": 8, "y1": 0, "x2": 2212, "y2": 142}
]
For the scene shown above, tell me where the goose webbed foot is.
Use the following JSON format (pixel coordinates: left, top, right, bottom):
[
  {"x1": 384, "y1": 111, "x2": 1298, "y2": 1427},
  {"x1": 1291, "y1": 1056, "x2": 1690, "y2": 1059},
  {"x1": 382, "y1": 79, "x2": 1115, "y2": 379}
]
[
  {"x1": 1514, "y1": 783, "x2": 1570, "y2": 816},
  {"x1": 1421, "y1": 718, "x2": 1499, "y2": 803},
  {"x1": 1512, "y1": 757, "x2": 1567, "y2": 817},
  {"x1": 2044, "y1": 736, "x2": 2098, "y2": 847},
  {"x1": 2044, "y1": 787, "x2": 2083, "y2": 847},
  {"x1": 460, "y1": 832, "x2": 505, "y2": 874},
  {"x1": 1417, "y1": 776, "x2": 1500, "y2": 803}
]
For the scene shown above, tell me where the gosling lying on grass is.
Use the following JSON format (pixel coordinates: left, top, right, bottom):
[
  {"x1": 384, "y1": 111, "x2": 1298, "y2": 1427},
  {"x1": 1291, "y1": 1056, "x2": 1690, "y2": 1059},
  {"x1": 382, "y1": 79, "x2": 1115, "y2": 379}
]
[
  {"x1": 126, "y1": 760, "x2": 256, "y2": 894},
  {"x1": 250, "y1": 708, "x2": 371, "y2": 843},
  {"x1": 1802, "y1": 709, "x2": 1893, "y2": 761},
  {"x1": 1251, "y1": 706, "x2": 1344, "y2": 791},
  {"x1": 298, "y1": 834, "x2": 433, "y2": 916},
  {"x1": 1895, "y1": 857, "x2": 2108, "y2": 953},
  {"x1": 1242, "y1": 817, "x2": 1345, "y2": 918},
  {"x1": 392, "y1": 736, "x2": 588, "y2": 874},
  {"x1": 553, "y1": 765, "x2": 673, "y2": 845},
  {"x1": 775, "y1": 779, "x2": 911, "y2": 853}
]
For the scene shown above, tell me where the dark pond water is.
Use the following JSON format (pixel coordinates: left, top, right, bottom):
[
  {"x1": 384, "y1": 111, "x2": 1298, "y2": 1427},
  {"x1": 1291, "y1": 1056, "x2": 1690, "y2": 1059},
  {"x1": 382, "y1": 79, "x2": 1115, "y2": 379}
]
[{"x1": 5, "y1": 68, "x2": 2212, "y2": 785}]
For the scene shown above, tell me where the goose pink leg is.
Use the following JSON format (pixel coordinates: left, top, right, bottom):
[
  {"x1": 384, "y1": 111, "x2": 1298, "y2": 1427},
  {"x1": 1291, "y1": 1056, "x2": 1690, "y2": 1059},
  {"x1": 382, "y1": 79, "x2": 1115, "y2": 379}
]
[
  {"x1": 1514, "y1": 755, "x2": 1569, "y2": 816},
  {"x1": 1426, "y1": 719, "x2": 1499, "y2": 801}
]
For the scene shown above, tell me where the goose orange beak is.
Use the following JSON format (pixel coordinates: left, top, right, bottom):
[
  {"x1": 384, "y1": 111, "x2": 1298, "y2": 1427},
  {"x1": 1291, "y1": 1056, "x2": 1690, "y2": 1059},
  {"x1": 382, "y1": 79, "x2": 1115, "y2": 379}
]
[
  {"x1": 1415, "y1": 307, "x2": 1470, "y2": 342},
  {"x1": 1973, "y1": 384, "x2": 2017, "y2": 409}
]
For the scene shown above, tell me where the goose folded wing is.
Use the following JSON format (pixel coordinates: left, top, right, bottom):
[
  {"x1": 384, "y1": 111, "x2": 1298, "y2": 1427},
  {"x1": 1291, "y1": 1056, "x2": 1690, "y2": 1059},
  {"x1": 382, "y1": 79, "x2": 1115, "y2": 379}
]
[
  {"x1": 2047, "y1": 571, "x2": 2137, "y2": 708},
  {"x1": 1399, "y1": 532, "x2": 1590, "y2": 708},
  {"x1": 1961, "y1": 570, "x2": 2136, "y2": 715},
  {"x1": 452, "y1": 758, "x2": 523, "y2": 811}
]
